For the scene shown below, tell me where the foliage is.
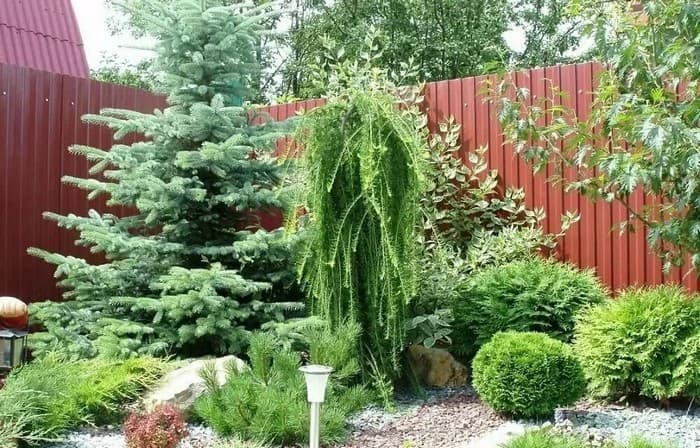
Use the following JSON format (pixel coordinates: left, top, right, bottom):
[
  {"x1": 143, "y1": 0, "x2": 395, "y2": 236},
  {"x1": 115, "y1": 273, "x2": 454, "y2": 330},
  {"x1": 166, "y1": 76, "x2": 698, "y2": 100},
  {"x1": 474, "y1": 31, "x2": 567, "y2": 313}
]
[
  {"x1": 194, "y1": 323, "x2": 371, "y2": 446},
  {"x1": 282, "y1": 0, "x2": 586, "y2": 98},
  {"x1": 406, "y1": 309, "x2": 453, "y2": 348},
  {"x1": 503, "y1": 430, "x2": 672, "y2": 448},
  {"x1": 0, "y1": 355, "x2": 167, "y2": 446},
  {"x1": 452, "y1": 258, "x2": 606, "y2": 358},
  {"x1": 284, "y1": 0, "x2": 510, "y2": 97},
  {"x1": 294, "y1": 35, "x2": 425, "y2": 377},
  {"x1": 124, "y1": 405, "x2": 188, "y2": 448},
  {"x1": 91, "y1": 56, "x2": 159, "y2": 91},
  {"x1": 509, "y1": 0, "x2": 587, "y2": 68},
  {"x1": 502, "y1": 429, "x2": 587, "y2": 448},
  {"x1": 29, "y1": 0, "x2": 302, "y2": 359},
  {"x1": 497, "y1": 0, "x2": 700, "y2": 273},
  {"x1": 421, "y1": 117, "x2": 546, "y2": 253},
  {"x1": 472, "y1": 331, "x2": 585, "y2": 418},
  {"x1": 574, "y1": 285, "x2": 700, "y2": 401}
]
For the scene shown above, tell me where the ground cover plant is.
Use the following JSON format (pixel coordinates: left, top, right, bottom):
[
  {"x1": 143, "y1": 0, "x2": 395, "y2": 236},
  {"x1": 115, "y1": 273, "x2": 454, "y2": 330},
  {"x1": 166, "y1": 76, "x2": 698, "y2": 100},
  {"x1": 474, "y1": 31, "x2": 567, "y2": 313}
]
[
  {"x1": 194, "y1": 322, "x2": 371, "y2": 446},
  {"x1": 295, "y1": 35, "x2": 425, "y2": 379},
  {"x1": 504, "y1": 430, "x2": 673, "y2": 448},
  {"x1": 575, "y1": 285, "x2": 700, "y2": 401},
  {"x1": 29, "y1": 0, "x2": 301, "y2": 360},
  {"x1": 472, "y1": 331, "x2": 585, "y2": 418},
  {"x1": 0, "y1": 355, "x2": 167, "y2": 447},
  {"x1": 452, "y1": 258, "x2": 606, "y2": 358}
]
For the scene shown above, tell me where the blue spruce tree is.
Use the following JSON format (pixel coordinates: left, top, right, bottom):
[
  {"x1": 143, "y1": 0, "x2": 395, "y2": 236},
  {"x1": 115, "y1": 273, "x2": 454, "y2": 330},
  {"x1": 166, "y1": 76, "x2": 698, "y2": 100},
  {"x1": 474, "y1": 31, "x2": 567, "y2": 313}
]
[{"x1": 29, "y1": 0, "x2": 301, "y2": 358}]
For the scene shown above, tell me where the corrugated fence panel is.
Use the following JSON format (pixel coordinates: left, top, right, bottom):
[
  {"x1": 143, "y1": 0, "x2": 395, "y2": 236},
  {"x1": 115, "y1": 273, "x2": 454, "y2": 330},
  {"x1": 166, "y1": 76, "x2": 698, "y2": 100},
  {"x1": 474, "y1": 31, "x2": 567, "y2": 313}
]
[
  {"x1": 0, "y1": 64, "x2": 166, "y2": 302},
  {"x1": 1, "y1": 61, "x2": 698, "y2": 303}
]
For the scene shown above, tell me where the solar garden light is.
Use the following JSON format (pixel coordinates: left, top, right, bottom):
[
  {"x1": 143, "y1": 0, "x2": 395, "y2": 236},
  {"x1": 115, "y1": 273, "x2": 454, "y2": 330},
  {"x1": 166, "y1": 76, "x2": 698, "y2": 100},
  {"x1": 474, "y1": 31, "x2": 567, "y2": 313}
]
[
  {"x1": 0, "y1": 328, "x2": 28, "y2": 373},
  {"x1": 299, "y1": 364, "x2": 333, "y2": 448}
]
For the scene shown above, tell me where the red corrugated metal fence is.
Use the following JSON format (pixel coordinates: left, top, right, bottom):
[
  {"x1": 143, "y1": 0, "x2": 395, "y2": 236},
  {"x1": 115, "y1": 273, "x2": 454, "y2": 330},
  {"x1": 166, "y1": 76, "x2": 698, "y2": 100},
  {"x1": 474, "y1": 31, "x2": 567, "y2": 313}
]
[
  {"x1": 1, "y1": 61, "x2": 697, "y2": 303},
  {"x1": 0, "y1": 64, "x2": 164, "y2": 302}
]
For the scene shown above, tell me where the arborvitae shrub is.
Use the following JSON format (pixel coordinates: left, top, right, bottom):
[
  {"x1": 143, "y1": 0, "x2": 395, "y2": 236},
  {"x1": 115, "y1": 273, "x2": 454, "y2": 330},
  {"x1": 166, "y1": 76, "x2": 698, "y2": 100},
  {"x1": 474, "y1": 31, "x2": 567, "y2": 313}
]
[
  {"x1": 575, "y1": 285, "x2": 700, "y2": 401},
  {"x1": 472, "y1": 332, "x2": 585, "y2": 418},
  {"x1": 124, "y1": 405, "x2": 188, "y2": 448},
  {"x1": 452, "y1": 258, "x2": 606, "y2": 358}
]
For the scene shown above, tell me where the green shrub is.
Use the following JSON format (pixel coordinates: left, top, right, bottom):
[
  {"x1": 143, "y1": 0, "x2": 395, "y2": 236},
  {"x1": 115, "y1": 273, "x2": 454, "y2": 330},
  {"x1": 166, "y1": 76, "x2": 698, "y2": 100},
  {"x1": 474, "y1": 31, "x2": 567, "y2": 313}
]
[
  {"x1": 194, "y1": 322, "x2": 371, "y2": 446},
  {"x1": 575, "y1": 285, "x2": 700, "y2": 400},
  {"x1": 452, "y1": 258, "x2": 606, "y2": 358},
  {"x1": 472, "y1": 332, "x2": 585, "y2": 418},
  {"x1": 0, "y1": 355, "x2": 167, "y2": 446}
]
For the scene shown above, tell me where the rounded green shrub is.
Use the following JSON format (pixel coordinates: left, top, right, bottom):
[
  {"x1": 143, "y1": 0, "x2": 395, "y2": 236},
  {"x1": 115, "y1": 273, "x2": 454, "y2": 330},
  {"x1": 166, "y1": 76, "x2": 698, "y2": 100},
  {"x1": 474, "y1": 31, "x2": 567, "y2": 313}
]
[
  {"x1": 452, "y1": 258, "x2": 607, "y2": 358},
  {"x1": 472, "y1": 331, "x2": 585, "y2": 418},
  {"x1": 575, "y1": 285, "x2": 700, "y2": 400}
]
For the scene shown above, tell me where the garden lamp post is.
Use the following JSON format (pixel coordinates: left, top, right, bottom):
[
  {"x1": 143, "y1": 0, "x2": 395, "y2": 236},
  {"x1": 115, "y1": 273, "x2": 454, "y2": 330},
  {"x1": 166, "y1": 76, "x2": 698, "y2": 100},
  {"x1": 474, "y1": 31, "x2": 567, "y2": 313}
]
[
  {"x1": 299, "y1": 364, "x2": 333, "y2": 448},
  {"x1": 0, "y1": 329, "x2": 28, "y2": 373}
]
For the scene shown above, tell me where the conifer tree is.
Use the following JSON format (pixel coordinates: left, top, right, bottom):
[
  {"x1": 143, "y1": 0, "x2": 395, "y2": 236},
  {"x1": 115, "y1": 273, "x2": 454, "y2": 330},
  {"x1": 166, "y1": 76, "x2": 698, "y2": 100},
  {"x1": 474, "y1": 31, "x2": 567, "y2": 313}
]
[{"x1": 29, "y1": 0, "x2": 301, "y2": 359}]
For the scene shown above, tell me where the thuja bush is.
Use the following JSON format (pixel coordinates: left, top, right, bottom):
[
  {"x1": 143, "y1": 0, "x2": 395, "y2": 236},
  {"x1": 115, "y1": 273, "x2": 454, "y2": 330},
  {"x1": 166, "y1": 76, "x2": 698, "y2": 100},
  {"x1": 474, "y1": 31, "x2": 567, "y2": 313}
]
[
  {"x1": 194, "y1": 322, "x2": 371, "y2": 445},
  {"x1": 472, "y1": 332, "x2": 585, "y2": 418},
  {"x1": 0, "y1": 355, "x2": 167, "y2": 446},
  {"x1": 452, "y1": 258, "x2": 606, "y2": 358},
  {"x1": 124, "y1": 405, "x2": 188, "y2": 448},
  {"x1": 575, "y1": 285, "x2": 700, "y2": 401}
]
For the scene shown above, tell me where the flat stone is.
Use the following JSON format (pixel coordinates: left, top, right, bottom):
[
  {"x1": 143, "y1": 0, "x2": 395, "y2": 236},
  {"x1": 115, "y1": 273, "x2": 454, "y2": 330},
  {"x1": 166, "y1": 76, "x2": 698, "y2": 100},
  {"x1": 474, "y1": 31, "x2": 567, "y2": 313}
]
[{"x1": 143, "y1": 355, "x2": 246, "y2": 413}]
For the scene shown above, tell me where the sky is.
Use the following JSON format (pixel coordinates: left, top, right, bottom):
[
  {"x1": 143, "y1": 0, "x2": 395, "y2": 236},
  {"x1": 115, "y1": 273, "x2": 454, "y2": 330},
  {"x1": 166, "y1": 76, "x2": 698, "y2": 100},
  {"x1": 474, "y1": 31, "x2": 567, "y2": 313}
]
[
  {"x1": 71, "y1": 0, "x2": 153, "y2": 69},
  {"x1": 72, "y1": 0, "x2": 530, "y2": 71}
]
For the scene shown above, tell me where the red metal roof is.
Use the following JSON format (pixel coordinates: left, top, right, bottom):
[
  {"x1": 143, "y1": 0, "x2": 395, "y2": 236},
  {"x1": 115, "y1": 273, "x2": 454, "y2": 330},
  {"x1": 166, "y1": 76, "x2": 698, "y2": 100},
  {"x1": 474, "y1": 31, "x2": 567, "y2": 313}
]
[{"x1": 0, "y1": 0, "x2": 89, "y2": 78}]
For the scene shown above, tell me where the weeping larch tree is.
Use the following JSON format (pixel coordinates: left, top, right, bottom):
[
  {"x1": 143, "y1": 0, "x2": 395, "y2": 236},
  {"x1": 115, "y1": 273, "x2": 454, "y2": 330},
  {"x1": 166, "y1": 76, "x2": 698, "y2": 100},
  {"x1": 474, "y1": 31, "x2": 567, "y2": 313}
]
[
  {"x1": 295, "y1": 39, "x2": 425, "y2": 378},
  {"x1": 29, "y1": 0, "x2": 301, "y2": 359}
]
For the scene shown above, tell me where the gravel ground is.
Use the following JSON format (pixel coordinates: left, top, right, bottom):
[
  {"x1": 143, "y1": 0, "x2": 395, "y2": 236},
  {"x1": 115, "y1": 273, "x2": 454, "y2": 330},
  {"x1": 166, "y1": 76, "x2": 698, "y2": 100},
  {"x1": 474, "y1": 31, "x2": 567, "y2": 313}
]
[
  {"x1": 338, "y1": 387, "x2": 505, "y2": 448},
  {"x1": 45, "y1": 424, "x2": 220, "y2": 448},
  {"x1": 42, "y1": 390, "x2": 700, "y2": 448},
  {"x1": 553, "y1": 402, "x2": 700, "y2": 448}
]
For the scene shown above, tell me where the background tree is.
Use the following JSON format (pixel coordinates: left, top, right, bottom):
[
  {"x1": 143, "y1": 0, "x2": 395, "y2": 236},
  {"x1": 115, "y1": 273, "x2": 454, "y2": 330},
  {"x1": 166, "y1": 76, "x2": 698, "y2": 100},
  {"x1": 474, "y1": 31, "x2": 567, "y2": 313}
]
[
  {"x1": 283, "y1": 0, "x2": 511, "y2": 98},
  {"x1": 497, "y1": 0, "x2": 700, "y2": 272},
  {"x1": 29, "y1": 0, "x2": 301, "y2": 359},
  {"x1": 509, "y1": 0, "x2": 586, "y2": 68}
]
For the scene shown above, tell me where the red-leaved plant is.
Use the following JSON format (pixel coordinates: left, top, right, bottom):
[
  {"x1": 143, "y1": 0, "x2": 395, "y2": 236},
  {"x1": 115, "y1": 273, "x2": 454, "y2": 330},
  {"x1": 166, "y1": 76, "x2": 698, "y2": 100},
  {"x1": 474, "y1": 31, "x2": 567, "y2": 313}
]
[{"x1": 124, "y1": 405, "x2": 189, "y2": 448}]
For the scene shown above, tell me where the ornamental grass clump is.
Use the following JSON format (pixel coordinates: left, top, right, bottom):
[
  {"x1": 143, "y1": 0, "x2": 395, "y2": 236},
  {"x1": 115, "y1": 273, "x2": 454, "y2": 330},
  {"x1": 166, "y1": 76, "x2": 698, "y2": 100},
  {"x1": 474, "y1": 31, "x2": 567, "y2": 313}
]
[
  {"x1": 472, "y1": 332, "x2": 585, "y2": 418},
  {"x1": 575, "y1": 285, "x2": 700, "y2": 401}
]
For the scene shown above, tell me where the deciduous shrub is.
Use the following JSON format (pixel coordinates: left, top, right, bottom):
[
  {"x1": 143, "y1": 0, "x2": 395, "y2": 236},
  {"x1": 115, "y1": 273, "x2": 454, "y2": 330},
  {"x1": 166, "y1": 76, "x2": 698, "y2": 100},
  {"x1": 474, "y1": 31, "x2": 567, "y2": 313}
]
[
  {"x1": 0, "y1": 355, "x2": 167, "y2": 446},
  {"x1": 124, "y1": 405, "x2": 188, "y2": 448},
  {"x1": 194, "y1": 322, "x2": 371, "y2": 445},
  {"x1": 472, "y1": 332, "x2": 585, "y2": 418},
  {"x1": 452, "y1": 258, "x2": 606, "y2": 358},
  {"x1": 575, "y1": 286, "x2": 700, "y2": 401}
]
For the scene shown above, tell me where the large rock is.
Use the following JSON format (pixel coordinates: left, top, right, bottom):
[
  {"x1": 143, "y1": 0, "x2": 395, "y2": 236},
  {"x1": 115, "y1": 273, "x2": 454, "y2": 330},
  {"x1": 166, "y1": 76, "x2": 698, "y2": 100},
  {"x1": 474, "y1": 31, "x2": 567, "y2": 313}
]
[
  {"x1": 143, "y1": 355, "x2": 246, "y2": 413},
  {"x1": 406, "y1": 344, "x2": 468, "y2": 387}
]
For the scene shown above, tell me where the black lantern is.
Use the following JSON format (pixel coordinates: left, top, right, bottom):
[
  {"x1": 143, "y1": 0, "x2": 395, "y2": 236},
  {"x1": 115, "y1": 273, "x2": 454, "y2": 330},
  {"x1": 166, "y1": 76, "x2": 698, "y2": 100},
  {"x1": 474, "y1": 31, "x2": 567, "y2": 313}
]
[{"x1": 0, "y1": 329, "x2": 27, "y2": 372}]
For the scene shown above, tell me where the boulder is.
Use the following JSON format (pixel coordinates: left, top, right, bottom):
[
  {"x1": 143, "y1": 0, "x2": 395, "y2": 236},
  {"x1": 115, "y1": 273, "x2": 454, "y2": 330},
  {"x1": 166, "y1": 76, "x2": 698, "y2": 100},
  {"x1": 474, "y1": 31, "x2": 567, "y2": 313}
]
[
  {"x1": 143, "y1": 355, "x2": 246, "y2": 413},
  {"x1": 406, "y1": 344, "x2": 468, "y2": 387}
]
